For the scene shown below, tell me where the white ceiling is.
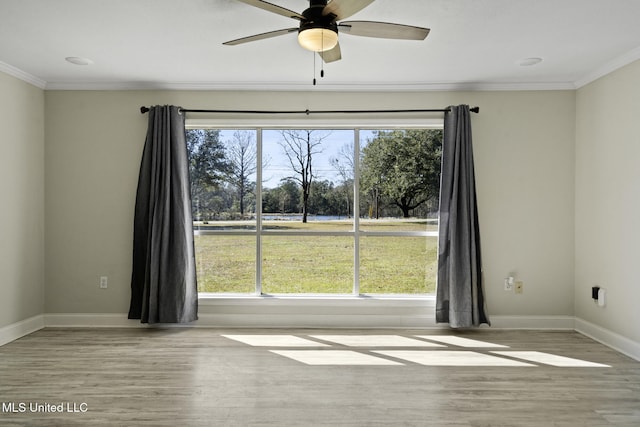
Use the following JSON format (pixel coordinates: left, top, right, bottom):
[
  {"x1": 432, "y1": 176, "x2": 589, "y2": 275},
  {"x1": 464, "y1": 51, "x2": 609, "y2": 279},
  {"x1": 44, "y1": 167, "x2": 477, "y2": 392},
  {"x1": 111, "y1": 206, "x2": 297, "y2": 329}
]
[{"x1": 2, "y1": 0, "x2": 640, "y2": 91}]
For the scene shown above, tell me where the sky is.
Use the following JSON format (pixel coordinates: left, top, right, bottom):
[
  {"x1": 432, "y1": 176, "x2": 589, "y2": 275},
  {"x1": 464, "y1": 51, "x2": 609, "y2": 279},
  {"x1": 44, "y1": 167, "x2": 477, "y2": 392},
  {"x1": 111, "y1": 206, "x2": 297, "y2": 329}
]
[{"x1": 219, "y1": 129, "x2": 378, "y2": 188}]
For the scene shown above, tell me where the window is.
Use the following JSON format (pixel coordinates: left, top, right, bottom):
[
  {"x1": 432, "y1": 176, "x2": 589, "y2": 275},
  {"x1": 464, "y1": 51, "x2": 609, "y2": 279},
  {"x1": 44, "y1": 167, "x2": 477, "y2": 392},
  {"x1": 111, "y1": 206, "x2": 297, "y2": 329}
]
[{"x1": 188, "y1": 126, "x2": 442, "y2": 296}]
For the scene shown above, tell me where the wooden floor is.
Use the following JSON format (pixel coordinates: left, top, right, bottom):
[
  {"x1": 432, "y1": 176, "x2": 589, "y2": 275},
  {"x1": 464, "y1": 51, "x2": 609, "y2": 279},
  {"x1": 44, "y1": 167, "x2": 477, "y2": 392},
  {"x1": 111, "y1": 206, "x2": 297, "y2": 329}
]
[{"x1": 1, "y1": 328, "x2": 639, "y2": 426}]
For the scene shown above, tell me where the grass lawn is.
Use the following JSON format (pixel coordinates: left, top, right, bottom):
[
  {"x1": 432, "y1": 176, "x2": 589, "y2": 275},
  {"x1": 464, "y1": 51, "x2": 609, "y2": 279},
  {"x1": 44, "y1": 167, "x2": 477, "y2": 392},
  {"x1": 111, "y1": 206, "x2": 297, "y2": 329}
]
[{"x1": 194, "y1": 219, "x2": 437, "y2": 294}]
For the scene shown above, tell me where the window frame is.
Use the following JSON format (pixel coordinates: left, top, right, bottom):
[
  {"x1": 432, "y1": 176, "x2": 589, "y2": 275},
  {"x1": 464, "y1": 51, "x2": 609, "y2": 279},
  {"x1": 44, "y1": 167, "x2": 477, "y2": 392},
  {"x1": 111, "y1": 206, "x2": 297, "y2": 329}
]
[{"x1": 187, "y1": 117, "x2": 443, "y2": 299}]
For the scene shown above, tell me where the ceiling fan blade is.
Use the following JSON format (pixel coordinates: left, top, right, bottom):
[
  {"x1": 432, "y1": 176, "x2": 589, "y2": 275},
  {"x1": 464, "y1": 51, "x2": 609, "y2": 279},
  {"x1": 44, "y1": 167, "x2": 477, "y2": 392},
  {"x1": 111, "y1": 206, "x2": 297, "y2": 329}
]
[
  {"x1": 318, "y1": 42, "x2": 342, "y2": 63},
  {"x1": 339, "y1": 21, "x2": 429, "y2": 40},
  {"x1": 223, "y1": 28, "x2": 298, "y2": 46},
  {"x1": 323, "y1": 0, "x2": 375, "y2": 20},
  {"x1": 235, "y1": 0, "x2": 304, "y2": 20}
]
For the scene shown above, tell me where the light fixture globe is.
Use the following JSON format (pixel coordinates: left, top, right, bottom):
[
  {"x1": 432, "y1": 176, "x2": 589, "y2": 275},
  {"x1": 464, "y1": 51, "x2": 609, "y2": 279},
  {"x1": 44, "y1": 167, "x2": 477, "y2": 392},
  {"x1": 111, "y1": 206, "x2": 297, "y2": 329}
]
[{"x1": 298, "y1": 27, "x2": 338, "y2": 52}]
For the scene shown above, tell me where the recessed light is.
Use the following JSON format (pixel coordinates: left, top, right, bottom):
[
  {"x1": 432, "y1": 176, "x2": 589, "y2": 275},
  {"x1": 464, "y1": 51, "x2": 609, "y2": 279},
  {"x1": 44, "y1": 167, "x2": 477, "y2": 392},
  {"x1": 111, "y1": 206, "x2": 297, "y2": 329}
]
[
  {"x1": 65, "y1": 57, "x2": 94, "y2": 66},
  {"x1": 517, "y1": 57, "x2": 543, "y2": 67}
]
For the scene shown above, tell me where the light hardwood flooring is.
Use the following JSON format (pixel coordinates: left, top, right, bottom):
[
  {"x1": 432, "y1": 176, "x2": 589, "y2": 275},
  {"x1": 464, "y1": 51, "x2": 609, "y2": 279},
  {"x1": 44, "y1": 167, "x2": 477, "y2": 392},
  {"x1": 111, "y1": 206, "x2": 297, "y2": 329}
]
[{"x1": 1, "y1": 328, "x2": 639, "y2": 426}]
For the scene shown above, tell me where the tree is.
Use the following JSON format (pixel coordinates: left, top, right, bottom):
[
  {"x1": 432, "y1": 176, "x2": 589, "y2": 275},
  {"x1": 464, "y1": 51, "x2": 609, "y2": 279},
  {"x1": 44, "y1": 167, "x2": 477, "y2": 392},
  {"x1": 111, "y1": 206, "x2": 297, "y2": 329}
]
[
  {"x1": 360, "y1": 129, "x2": 442, "y2": 218},
  {"x1": 330, "y1": 141, "x2": 355, "y2": 217},
  {"x1": 278, "y1": 130, "x2": 327, "y2": 223},
  {"x1": 308, "y1": 180, "x2": 342, "y2": 216},
  {"x1": 262, "y1": 179, "x2": 299, "y2": 214},
  {"x1": 186, "y1": 129, "x2": 231, "y2": 220},
  {"x1": 225, "y1": 130, "x2": 257, "y2": 216}
]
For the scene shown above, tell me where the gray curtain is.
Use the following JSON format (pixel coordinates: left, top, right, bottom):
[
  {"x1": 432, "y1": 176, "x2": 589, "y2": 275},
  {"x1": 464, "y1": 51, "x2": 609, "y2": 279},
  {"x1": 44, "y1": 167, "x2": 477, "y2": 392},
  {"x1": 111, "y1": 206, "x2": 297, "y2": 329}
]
[
  {"x1": 128, "y1": 105, "x2": 198, "y2": 324},
  {"x1": 436, "y1": 105, "x2": 489, "y2": 328}
]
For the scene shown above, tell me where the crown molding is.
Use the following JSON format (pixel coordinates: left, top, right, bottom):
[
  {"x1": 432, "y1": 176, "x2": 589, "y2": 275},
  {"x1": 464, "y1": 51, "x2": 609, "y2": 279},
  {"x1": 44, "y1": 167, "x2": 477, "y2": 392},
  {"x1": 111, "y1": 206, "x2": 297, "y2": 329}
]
[
  {"x1": 574, "y1": 45, "x2": 640, "y2": 89},
  {"x1": 43, "y1": 79, "x2": 577, "y2": 92},
  {"x1": 0, "y1": 60, "x2": 46, "y2": 89}
]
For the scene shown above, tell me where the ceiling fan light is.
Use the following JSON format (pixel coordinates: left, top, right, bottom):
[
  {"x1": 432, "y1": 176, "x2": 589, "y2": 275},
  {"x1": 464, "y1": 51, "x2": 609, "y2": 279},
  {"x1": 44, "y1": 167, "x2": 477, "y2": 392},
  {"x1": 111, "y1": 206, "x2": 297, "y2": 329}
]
[{"x1": 298, "y1": 28, "x2": 338, "y2": 52}]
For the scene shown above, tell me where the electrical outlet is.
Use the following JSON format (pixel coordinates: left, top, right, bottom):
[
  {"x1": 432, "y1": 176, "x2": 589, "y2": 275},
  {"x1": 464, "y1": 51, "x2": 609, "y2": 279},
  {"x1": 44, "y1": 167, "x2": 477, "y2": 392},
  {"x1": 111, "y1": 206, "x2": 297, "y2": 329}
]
[
  {"x1": 99, "y1": 276, "x2": 108, "y2": 289},
  {"x1": 515, "y1": 281, "x2": 524, "y2": 294}
]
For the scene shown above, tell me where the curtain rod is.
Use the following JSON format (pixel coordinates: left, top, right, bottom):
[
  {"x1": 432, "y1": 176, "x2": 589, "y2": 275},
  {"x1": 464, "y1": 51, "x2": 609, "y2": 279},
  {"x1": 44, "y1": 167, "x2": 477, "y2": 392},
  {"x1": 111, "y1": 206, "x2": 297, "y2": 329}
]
[{"x1": 139, "y1": 106, "x2": 479, "y2": 115}]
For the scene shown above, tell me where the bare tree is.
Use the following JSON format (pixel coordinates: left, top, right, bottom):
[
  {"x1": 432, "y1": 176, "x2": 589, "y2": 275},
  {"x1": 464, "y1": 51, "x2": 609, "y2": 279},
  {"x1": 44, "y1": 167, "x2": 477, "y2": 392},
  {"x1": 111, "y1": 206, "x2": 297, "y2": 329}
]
[
  {"x1": 278, "y1": 130, "x2": 326, "y2": 223},
  {"x1": 226, "y1": 130, "x2": 257, "y2": 216},
  {"x1": 330, "y1": 141, "x2": 355, "y2": 217}
]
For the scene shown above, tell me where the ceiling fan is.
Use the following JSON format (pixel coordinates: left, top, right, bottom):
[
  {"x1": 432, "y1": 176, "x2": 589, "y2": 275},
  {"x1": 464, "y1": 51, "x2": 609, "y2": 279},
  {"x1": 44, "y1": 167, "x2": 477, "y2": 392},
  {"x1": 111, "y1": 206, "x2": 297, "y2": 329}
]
[{"x1": 223, "y1": 0, "x2": 430, "y2": 63}]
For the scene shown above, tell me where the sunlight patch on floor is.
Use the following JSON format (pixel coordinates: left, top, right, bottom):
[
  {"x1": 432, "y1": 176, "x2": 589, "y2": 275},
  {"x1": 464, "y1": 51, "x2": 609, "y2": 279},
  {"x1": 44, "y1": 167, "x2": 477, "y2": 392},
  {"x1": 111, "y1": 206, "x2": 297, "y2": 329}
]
[
  {"x1": 374, "y1": 350, "x2": 534, "y2": 367},
  {"x1": 271, "y1": 350, "x2": 404, "y2": 365},
  {"x1": 309, "y1": 335, "x2": 445, "y2": 347},
  {"x1": 415, "y1": 335, "x2": 509, "y2": 348},
  {"x1": 221, "y1": 334, "x2": 612, "y2": 367},
  {"x1": 491, "y1": 351, "x2": 611, "y2": 367},
  {"x1": 222, "y1": 335, "x2": 330, "y2": 347}
]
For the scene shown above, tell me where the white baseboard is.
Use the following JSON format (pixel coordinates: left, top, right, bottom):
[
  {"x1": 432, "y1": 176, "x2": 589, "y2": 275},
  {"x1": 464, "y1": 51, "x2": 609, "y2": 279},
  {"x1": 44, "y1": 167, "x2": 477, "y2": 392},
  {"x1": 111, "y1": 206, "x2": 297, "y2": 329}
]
[
  {"x1": 575, "y1": 317, "x2": 640, "y2": 362},
  {"x1": 4, "y1": 312, "x2": 636, "y2": 364},
  {"x1": 42, "y1": 312, "x2": 441, "y2": 329},
  {"x1": 32, "y1": 297, "x2": 578, "y2": 330},
  {"x1": 488, "y1": 315, "x2": 575, "y2": 330},
  {"x1": 193, "y1": 313, "x2": 445, "y2": 328},
  {"x1": 43, "y1": 313, "x2": 143, "y2": 328},
  {"x1": 0, "y1": 315, "x2": 45, "y2": 346},
  {"x1": 41, "y1": 311, "x2": 574, "y2": 330}
]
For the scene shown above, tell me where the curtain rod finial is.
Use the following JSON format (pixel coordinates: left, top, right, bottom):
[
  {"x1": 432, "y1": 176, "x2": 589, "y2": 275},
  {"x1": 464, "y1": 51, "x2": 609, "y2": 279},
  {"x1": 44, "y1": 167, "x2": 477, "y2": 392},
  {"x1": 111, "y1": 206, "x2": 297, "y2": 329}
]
[
  {"x1": 470, "y1": 106, "x2": 480, "y2": 113},
  {"x1": 140, "y1": 106, "x2": 150, "y2": 114}
]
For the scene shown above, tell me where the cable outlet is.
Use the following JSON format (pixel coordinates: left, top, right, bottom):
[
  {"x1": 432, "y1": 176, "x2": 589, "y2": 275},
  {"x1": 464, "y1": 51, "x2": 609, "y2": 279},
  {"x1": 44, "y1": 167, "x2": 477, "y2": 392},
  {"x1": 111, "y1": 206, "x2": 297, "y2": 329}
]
[
  {"x1": 99, "y1": 276, "x2": 108, "y2": 289},
  {"x1": 515, "y1": 281, "x2": 524, "y2": 294}
]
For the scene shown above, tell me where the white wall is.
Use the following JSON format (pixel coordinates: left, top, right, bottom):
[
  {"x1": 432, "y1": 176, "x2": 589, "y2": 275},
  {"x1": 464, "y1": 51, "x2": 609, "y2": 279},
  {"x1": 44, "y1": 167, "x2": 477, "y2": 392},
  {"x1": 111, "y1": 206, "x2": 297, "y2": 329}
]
[
  {"x1": 575, "y1": 60, "x2": 640, "y2": 344},
  {"x1": 0, "y1": 72, "x2": 45, "y2": 328},
  {"x1": 43, "y1": 89, "x2": 576, "y2": 325}
]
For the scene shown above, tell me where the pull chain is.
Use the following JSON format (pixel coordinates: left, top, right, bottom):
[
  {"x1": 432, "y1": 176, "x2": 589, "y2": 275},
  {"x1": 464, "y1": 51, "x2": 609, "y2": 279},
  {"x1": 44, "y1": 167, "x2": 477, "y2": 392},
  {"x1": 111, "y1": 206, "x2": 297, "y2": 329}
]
[
  {"x1": 313, "y1": 52, "x2": 317, "y2": 85},
  {"x1": 311, "y1": 31, "x2": 327, "y2": 85},
  {"x1": 320, "y1": 32, "x2": 325, "y2": 79}
]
